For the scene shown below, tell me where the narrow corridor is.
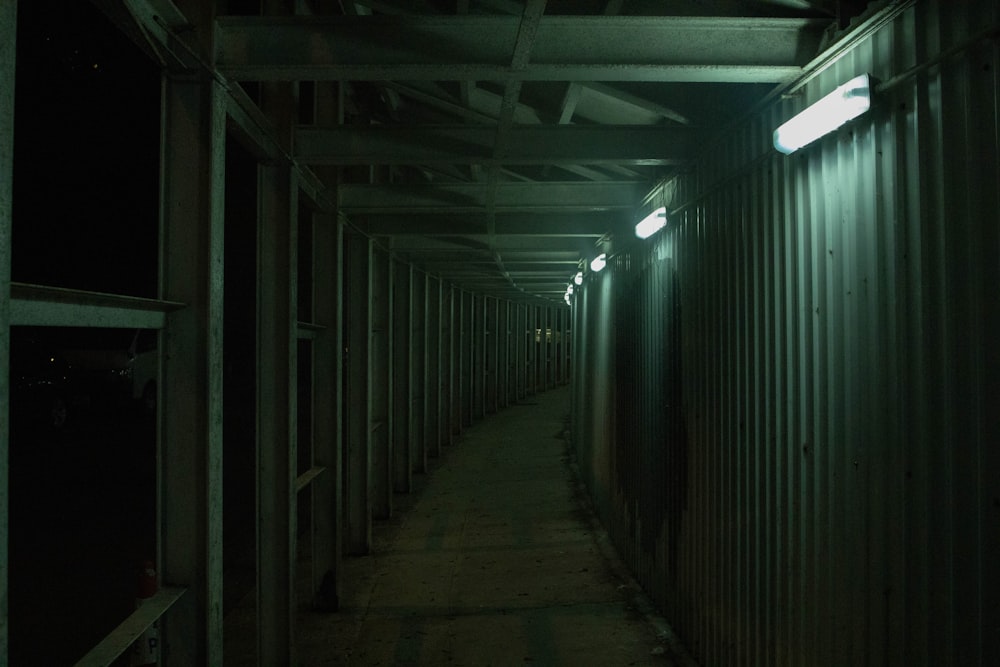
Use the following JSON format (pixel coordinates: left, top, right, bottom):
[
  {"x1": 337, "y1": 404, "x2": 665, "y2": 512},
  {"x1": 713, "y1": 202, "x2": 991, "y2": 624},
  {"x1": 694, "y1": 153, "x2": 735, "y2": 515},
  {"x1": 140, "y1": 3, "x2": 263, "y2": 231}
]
[{"x1": 297, "y1": 387, "x2": 685, "y2": 666}]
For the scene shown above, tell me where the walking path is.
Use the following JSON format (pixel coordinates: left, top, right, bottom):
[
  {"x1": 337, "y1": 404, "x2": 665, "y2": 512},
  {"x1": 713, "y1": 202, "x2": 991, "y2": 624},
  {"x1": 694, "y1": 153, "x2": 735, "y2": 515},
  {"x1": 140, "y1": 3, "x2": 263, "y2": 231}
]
[{"x1": 297, "y1": 386, "x2": 688, "y2": 666}]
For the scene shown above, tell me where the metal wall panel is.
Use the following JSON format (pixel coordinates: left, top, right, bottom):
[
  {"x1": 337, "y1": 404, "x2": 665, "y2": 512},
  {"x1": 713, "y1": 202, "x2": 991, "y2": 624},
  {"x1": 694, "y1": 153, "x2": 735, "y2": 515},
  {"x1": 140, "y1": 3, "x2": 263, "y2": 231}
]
[{"x1": 571, "y1": 2, "x2": 1000, "y2": 665}]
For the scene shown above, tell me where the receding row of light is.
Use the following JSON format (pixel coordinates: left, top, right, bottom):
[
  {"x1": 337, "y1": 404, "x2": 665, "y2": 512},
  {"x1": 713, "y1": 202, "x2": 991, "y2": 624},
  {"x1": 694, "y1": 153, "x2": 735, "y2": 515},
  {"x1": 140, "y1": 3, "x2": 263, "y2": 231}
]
[
  {"x1": 564, "y1": 206, "x2": 667, "y2": 304},
  {"x1": 566, "y1": 74, "x2": 874, "y2": 305},
  {"x1": 563, "y1": 270, "x2": 583, "y2": 304}
]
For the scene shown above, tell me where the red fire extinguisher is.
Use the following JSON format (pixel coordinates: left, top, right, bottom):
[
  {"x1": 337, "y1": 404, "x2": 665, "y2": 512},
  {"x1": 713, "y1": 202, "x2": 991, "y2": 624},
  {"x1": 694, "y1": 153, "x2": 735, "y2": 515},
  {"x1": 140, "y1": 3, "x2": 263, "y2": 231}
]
[{"x1": 132, "y1": 560, "x2": 159, "y2": 666}]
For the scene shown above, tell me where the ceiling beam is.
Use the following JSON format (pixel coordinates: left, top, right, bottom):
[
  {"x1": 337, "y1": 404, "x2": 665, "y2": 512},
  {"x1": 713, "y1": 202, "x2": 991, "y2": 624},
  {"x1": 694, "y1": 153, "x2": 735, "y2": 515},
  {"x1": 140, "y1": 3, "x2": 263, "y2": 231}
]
[
  {"x1": 388, "y1": 235, "x2": 592, "y2": 251},
  {"x1": 215, "y1": 15, "x2": 826, "y2": 82},
  {"x1": 339, "y1": 181, "x2": 645, "y2": 213},
  {"x1": 579, "y1": 82, "x2": 691, "y2": 125},
  {"x1": 296, "y1": 124, "x2": 695, "y2": 165},
  {"x1": 362, "y1": 212, "x2": 622, "y2": 235}
]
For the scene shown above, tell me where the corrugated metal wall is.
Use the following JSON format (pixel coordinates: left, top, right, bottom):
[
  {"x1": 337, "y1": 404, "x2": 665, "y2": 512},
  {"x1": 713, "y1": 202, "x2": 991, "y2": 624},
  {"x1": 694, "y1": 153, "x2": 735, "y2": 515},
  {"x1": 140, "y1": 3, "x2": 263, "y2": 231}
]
[{"x1": 571, "y1": 2, "x2": 1000, "y2": 665}]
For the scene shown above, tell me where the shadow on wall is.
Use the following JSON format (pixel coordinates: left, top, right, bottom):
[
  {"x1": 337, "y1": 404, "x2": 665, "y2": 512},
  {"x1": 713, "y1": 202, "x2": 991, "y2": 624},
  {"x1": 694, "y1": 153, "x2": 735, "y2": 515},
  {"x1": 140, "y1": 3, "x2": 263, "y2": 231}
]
[{"x1": 614, "y1": 256, "x2": 688, "y2": 585}]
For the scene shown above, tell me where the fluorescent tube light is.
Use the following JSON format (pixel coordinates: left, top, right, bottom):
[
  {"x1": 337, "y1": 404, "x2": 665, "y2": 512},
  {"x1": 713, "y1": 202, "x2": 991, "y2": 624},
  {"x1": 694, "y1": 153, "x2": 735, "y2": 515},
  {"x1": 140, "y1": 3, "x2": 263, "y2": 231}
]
[
  {"x1": 773, "y1": 73, "x2": 872, "y2": 155},
  {"x1": 590, "y1": 253, "x2": 607, "y2": 273},
  {"x1": 573, "y1": 271, "x2": 583, "y2": 286},
  {"x1": 635, "y1": 206, "x2": 667, "y2": 239}
]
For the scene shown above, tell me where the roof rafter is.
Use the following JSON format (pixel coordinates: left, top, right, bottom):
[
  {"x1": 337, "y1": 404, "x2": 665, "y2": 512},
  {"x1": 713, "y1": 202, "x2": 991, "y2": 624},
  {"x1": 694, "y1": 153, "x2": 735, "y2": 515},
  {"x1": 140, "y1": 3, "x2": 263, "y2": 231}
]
[
  {"x1": 295, "y1": 124, "x2": 697, "y2": 165},
  {"x1": 338, "y1": 181, "x2": 646, "y2": 213},
  {"x1": 215, "y1": 15, "x2": 826, "y2": 83}
]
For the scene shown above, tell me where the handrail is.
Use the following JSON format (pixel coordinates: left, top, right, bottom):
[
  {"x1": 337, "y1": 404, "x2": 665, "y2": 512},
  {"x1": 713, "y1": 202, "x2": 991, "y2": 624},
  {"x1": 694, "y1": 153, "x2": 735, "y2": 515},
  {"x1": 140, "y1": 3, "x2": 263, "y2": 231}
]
[{"x1": 73, "y1": 586, "x2": 187, "y2": 667}]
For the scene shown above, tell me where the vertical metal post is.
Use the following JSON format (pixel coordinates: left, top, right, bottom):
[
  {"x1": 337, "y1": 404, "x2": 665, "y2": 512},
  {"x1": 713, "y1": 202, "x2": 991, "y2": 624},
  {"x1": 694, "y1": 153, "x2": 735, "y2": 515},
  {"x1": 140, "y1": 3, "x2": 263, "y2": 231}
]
[
  {"x1": 472, "y1": 295, "x2": 485, "y2": 420},
  {"x1": 256, "y1": 73, "x2": 298, "y2": 664},
  {"x1": 553, "y1": 308, "x2": 563, "y2": 385},
  {"x1": 424, "y1": 277, "x2": 441, "y2": 457},
  {"x1": 542, "y1": 306, "x2": 556, "y2": 391},
  {"x1": 460, "y1": 291, "x2": 473, "y2": 427},
  {"x1": 440, "y1": 285, "x2": 454, "y2": 446},
  {"x1": 256, "y1": 157, "x2": 297, "y2": 666},
  {"x1": 344, "y1": 233, "x2": 372, "y2": 554},
  {"x1": 311, "y1": 212, "x2": 342, "y2": 610},
  {"x1": 370, "y1": 249, "x2": 391, "y2": 519},
  {"x1": 514, "y1": 303, "x2": 525, "y2": 401},
  {"x1": 310, "y1": 73, "x2": 344, "y2": 610},
  {"x1": 0, "y1": 4, "x2": 14, "y2": 661},
  {"x1": 564, "y1": 305, "x2": 572, "y2": 383},
  {"x1": 159, "y1": 75, "x2": 227, "y2": 664},
  {"x1": 410, "y1": 272, "x2": 426, "y2": 473},
  {"x1": 528, "y1": 305, "x2": 537, "y2": 395},
  {"x1": 509, "y1": 301, "x2": 518, "y2": 403},
  {"x1": 392, "y1": 261, "x2": 412, "y2": 492},
  {"x1": 497, "y1": 300, "x2": 509, "y2": 409},
  {"x1": 484, "y1": 297, "x2": 496, "y2": 413},
  {"x1": 452, "y1": 288, "x2": 465, "y2": 434}
]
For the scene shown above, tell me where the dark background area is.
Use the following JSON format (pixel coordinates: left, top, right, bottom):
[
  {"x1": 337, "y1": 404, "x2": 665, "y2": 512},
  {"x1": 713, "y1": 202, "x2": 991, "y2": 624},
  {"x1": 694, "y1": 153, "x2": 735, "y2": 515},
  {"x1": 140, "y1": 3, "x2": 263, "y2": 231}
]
[
  {"x1": 10, "y1": 2, "x2": 273, "y2": 662},
  {"x1": 10, "y1": 2, "x2": 161, "y2": 663},
  {"x1": 12, "y1": 0, "x2": 159, "y2": 297}
]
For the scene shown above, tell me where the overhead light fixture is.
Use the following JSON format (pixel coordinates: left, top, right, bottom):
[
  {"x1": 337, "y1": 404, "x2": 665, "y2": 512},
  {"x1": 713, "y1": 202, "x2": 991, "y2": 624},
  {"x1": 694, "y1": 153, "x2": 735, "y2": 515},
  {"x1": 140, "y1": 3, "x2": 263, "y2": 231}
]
[
  {"x1": 573, "y1": 271, "x2": 583, "y2": 286},
  {"x1": 635, "y1": 206, "x2": 667, "y2": 239},
  {"x1": 564, "y1": 294, "x2": 571, "y2": 305},
  {"x1": 590, "y1": 253, "x2": 607, "y2": 273},
  {"x1": 773, "y1": 73, "x2": 872, "y2": 155},
  {"x1": 566, "y1": 284, "x2": 574, "y2": 295}
]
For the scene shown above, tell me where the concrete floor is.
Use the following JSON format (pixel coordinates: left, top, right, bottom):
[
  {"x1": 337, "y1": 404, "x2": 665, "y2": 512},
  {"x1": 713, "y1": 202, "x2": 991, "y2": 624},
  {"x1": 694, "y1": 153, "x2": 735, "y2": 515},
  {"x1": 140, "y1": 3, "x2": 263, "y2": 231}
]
[{"x1": 297, "y1": 386, "x2": 694, "y2": 666}]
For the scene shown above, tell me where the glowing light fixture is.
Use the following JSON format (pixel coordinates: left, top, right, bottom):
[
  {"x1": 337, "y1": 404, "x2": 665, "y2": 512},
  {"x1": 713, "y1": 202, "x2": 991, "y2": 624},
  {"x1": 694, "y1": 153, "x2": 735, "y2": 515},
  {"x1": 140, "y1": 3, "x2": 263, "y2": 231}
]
[
  {"x1": 590, "y1": 253, "x2": 607, "y2": 273},
  {"x1": 635, "y1": 206, "x2": 667, "y2": 239},
  {"x1": 573, "y1": 271, "x2": 583, "y2": 286},
  {"x1": 566, "y1": 284, "x2": 574, "y2": 295},
  {"x1": 564, "y1": 294, "x2": 571, "y2": 305},
  {"x1": 773, "y1": 74, "x2": 872, "y2": 155}
]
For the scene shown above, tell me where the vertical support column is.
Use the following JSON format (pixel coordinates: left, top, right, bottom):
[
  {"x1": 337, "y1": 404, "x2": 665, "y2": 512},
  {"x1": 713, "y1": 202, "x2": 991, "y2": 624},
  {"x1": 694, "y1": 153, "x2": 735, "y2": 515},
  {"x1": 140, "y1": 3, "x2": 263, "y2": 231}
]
[
  {"x1": 310, "y1": 72, "x2": 344, "y2": 610},
  {"x1": 507, "y1": 302, "x2": 517, "y2": 405},
  {"x1": 440, "y1": 285, "x2": 454, "y2": 446},
  {"x1": 514, "y1": 303, "x2": 525, "y2": 401},
  {"x1": 460, "y1": 291, "x2": 473, "y2": 427},
  {"x1": 485, "y1": 297, "x2": 497, "y2": 414},
  {"x1": 546, "y1": 306, "x2": 553, "y2": 390},
  {"x1": 257, "y1": 159, "x2": 297, "y2": 667},
  {"x1": 497, "y1": 300, "x2": 509, "y2": 410},
  {"x1": 344, "y1": 233, "x2": 371, "y2": 554},
  {"x1": 312, "y1": 212, "x2": 342, "y2": 609},
  {"x1": 543, "y1": 306, "x2": 553, "y2": 391},
  {"x1": 424, "y1": 276, "x2": 441, "y2": 457},
  {"x1": 557, "y1": 307, "x2": 563, "y2": 386},
  {"x1": 527, "y1": 305, "x2": 538, "y2": 395},
  {"x1": 0, "y1": 5, "x2": 14, "y2": 661},
  {"x1": 559, "y1": 308, "x2": 573, "y2": 384},
  {"x1": 160, "y1": 75, "x2": 226, "y2": 665},
  {"x1": 370, "y1": 249, "x2": 391, "y2": 519},
  {"x1": 555, "y1": 307, "x2": 563, "y2": 387},
  {"x1": 472, "y1": 294, "x2": 485, "y2": 420},
  {"x1": 563, "y1": 306, "x2": 572, "y2": 384},
  {"x1": 410, "y1": 272, "x2": 426, "y2": 473},
  {"x1": 454, "y1": 289, "x2": 463, "y2": 432},
  {"x1": 391, "y1": 260, "x2": 412, "y2": 493}
]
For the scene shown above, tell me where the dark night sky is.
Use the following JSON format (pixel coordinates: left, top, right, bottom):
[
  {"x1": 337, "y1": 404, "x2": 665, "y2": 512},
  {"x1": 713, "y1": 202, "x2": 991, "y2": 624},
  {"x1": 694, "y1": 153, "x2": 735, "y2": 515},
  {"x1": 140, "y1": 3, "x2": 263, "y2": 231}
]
[{"x1": 12, "y1": 0, "x2": 160, "y2": 299}]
